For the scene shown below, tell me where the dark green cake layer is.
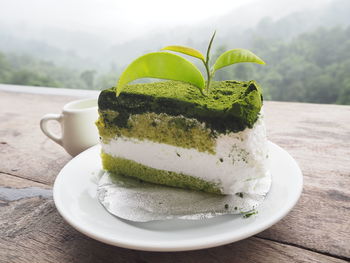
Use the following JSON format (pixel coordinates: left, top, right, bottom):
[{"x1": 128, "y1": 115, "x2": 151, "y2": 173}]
[{"x1": 98, "y1": 80, "x2": 263, "y2": 133}]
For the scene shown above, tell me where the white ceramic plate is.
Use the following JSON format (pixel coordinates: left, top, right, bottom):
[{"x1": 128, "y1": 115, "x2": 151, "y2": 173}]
[{"x1": 53, "y1": 142, "x2": 303, "y2": 252}]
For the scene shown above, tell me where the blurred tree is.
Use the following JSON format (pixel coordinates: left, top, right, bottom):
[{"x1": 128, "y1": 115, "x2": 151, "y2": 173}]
[
  {"x1": 95, "y1": 72, "x2": 118, "y2": 90},
  {"x1": 80, "y1": 70, "x2": 96, "y2": 89},
  {"x1": 0, "y1": 52, "x2": 11, "y2": 82},
  {"x1": 10, "y1": 69, "x2": 59, "y2": 87},
  {"x1": 210, "y1": 26, "x2": 350, "y2": 104},
  {"x1": 1, "y1": 24, "x2": 350, "y2": 105}
]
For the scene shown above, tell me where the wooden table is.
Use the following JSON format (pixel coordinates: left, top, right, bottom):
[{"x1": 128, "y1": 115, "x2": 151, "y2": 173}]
[{"x1": 0, "y1": 84, "x2": 349, "y2": 263}]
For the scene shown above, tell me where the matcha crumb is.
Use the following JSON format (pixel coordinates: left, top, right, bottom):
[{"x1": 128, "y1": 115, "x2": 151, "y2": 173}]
[
  {"x1": 236, "y1": 192, "x2": 244, "y2": 198},
  {"x1": 243, "y1": 210, "x2": 258, "y2": 218}
]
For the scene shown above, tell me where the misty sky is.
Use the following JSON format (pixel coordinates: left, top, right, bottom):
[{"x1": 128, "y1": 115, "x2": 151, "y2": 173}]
[
  {"x1": 0, "y1": 0, "x2": 252, "y2": 26},
  {"x1": 0, "y1": 0, "x2": 332, "y2": 43},
  {"x1": 0, "y1": 0, "x2": 254, "y2": 35}
]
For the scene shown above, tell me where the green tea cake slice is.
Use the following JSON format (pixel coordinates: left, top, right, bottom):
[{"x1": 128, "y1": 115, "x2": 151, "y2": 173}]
[{"x1": 96, "y1": 80, "x2": 270, "y2": 195}]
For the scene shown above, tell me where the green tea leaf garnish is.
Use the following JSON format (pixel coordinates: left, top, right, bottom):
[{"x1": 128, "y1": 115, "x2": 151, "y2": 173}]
[
  {"x1": 212, "y1": 48, "x2": 265, "y2": 72},
  {"x1": 116, "y1": 52, "x2": 205, "y2": 96},
  {"x1": 116, "y1": 33, "x2": 265, "y2": 96},
  {"x1": 161, "y1": 45, "x2": 205, "y2": 62}
]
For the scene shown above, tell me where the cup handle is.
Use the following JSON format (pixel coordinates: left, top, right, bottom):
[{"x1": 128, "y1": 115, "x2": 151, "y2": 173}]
[{"x1": 40, "y1": 113, "x2": 63, "y2": 146}]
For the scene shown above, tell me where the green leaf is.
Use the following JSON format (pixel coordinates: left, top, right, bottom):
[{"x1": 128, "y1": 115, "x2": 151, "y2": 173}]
[
  {"x1": 212, "y1": 48, "x2": 265, "y2": 72},
  {"x1": 161, "y1": 45, "x2": 205, "y2": 62},
  {"x1": 116, "y1": 52, "x2": 205, "y2": 96}
]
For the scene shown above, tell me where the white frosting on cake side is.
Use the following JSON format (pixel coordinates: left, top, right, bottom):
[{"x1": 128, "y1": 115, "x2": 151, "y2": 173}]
[{"x1": 101, "y1": 116, "x2": 270, "y2": 195}]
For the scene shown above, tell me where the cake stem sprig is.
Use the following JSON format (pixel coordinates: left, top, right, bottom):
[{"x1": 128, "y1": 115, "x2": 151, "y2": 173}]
[
  {"x1": 116, "y1": 32, "x2": 266, "y2": 97},
  {"x1": 204, "y1": 31, "x2": 216, "y2": 94}
]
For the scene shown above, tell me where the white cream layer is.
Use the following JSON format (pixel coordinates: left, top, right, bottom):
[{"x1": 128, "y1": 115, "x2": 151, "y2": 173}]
[{"x1": 101, "y1": 116, "x2": 270, "y2": 195}]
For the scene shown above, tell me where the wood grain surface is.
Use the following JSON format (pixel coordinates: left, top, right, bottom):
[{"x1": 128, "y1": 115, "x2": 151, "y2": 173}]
[{"x1": 0, "y1": 87, "x2": 349, "y2": 263}]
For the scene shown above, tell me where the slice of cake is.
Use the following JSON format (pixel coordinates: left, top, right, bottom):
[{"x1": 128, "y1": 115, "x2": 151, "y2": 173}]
[{"x1": 96, "y1": 80, "x2": 269, "y2": 195}]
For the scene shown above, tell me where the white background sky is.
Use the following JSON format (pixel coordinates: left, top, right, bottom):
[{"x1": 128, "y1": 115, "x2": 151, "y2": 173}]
[
  {"x1": 0, "y1": 0, "x2": 332, "y2": 47},
  {"x1": 0, "y1": 0, "x2": 256, "y2": 28}
]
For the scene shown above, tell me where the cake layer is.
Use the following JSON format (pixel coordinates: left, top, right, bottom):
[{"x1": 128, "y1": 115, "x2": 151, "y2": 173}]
[
  {"x1": 97, "y1": 111, "x2": 216, "y2": 153},
  {"x1": 101, "y1": 153, "x2": 221, "y2": 194},
  {"x1": 98, "y1": 80, "x2": 263, "y2": 133},
  {"x1": 100, "y1": 116, "x2": 269, "y2": 195}
]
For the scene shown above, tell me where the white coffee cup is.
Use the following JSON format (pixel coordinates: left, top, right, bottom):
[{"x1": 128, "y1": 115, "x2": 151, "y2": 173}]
[{"x1": 40, "y1": 98, "x2": 99, "y2": 156}]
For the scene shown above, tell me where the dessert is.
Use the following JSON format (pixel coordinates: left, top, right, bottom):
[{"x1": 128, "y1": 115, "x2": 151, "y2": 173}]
[
  {"x1": 97, "y1": 80, "x2": 268, "y2": 195},
  {"x1": 96, "y1": 32, "x2": 269, "y2": 196}
]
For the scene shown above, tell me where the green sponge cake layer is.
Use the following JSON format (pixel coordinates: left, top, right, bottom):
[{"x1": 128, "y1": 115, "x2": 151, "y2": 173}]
[
  {"x1": 98, "y1": 80, "x2": 263, "y2": 134},
  {"x1": 97, "y1": 111, "x2": 216, "y2": 153},
  {"x1": 102, "y1": 152, "x2": 221, "y2": 194}
]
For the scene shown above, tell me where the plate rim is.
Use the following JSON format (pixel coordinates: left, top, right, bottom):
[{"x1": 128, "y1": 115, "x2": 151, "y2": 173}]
[{"x1": 53, "y1": 141, "x2": 303, "y2": 252}]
